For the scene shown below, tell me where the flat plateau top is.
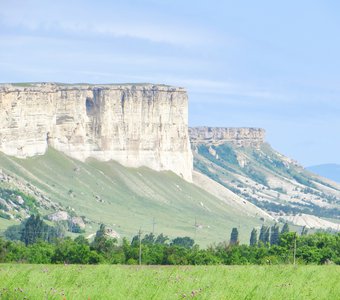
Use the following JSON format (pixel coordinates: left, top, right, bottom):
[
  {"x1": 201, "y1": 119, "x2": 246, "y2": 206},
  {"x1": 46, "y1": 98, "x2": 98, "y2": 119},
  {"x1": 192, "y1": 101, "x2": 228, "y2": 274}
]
[
  {"x1": 0, "y1": 82, "x2": 186, "y2": 92},
  {"x1": 190, "y1": 127, "x2": 265, "y2": 131}
]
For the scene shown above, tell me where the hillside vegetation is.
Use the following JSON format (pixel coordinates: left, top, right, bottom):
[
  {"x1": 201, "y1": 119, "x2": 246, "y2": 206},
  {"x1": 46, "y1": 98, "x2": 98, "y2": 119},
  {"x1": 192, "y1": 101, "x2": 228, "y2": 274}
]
[
  {"x1": 0, "y1": 149, "x2": 265, "y2": 244},
  {"x1": 193, "y1": 142, "x2": 340, "y2": 230}
]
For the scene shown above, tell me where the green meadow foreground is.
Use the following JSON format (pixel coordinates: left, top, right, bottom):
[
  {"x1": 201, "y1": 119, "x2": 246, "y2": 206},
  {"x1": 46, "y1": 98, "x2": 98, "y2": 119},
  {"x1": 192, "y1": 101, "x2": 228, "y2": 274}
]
[{"x1": 0, "y1": 265, "x2": 339, "y2": 300}]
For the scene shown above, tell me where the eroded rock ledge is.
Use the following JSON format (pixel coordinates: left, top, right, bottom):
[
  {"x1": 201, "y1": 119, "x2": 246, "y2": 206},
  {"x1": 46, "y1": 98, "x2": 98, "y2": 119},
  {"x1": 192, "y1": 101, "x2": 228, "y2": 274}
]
[
  {"x1": 0, "y1": 83, "x2": 193, "y2": 181},
  {"x1": 189, "y1": 127, "x2": 265, "y2": 148}
]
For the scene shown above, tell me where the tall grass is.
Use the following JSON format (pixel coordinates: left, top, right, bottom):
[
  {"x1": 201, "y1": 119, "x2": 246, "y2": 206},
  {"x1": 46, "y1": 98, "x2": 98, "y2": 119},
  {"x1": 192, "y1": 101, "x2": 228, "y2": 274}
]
[{"x1": 0, "y1": 264, "x2": 339, "y2": 299}]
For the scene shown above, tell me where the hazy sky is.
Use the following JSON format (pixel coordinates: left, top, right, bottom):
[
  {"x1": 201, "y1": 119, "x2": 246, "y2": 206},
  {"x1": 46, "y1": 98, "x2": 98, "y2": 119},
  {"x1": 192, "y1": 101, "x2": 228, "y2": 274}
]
[{"x1": 1, "y1": 0, "x2": 339, "y2": 166}]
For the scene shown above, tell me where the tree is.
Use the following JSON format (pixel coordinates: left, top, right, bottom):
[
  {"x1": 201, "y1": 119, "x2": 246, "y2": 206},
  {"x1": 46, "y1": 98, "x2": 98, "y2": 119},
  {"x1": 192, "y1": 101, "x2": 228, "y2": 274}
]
[
  {"x1": 301, "y1": 226, "x2": 308, "y2": 236},
  {"x1": 26, "y1": 241, "x2": 54, "y2": 264},
  {"x1": 142, "y1": 233, "x2": 155, "y2": 245},
  {"x1": 270, "y1": 224, "x2": 280, "y2": 245},
  {"x1": 4, "y1": 224, "x2": 22, "y2": 241},
  {"x1": 164, "y1": 246, "x2": 189, "y2": 265},
  {"x1": 281, "y1": 222, "x2": 290, "y2": 234},
  {"x1": 90, "y1": 224, "x2": 122, "y2": 263},
  {"x1": 250, "y1": 228, "x2": 258, "y2": 246},
  {"x1": 53, "y1": 237, "x2": 101, "y2": 264},
  {"x1": 131, "y1": 234, "x2": 141, "y2": 247},
  {"x1": 155, "y1": 233, "x2": 169, "y2": 245},
  {"x1": 259, "y1": 225, "x2": 270, "y2": 245},
  {"x1": 230, "y1": 228, "x2": 239, "y2": 246},
  {"x1": 91, "y1": 224, "x2": 118, "y2": 255},
  {"x1": 21, "y1": 215, "x2": 43, "y2": 245},
  {"x1": 74, "y1": 235, "x2": 90, "y2": 246},
  {"x1": 91, "y1": 224, "x2": 107, "y2": 251},
  {"x1": 20, "y1": 215, "x2": 60, "y2": 245},
  {"x1": 171, "y1": 237, "x2": 195, "y2": 249}
]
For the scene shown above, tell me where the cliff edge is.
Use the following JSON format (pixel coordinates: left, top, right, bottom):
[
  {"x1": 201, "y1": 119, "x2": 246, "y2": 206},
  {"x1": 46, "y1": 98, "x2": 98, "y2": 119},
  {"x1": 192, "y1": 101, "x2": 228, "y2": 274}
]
[
  {"x1": 189, "y1": 127, "x2": 265, "y2": 148},
  {"x1": 0, "y1": 83, "x2": 193, "y2": 181}
]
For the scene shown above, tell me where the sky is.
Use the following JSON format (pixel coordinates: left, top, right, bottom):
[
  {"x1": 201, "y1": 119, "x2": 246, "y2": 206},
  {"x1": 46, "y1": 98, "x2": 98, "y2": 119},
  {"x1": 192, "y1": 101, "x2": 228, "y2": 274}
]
[{"x1": 0, "y1": 0, "x2": 339, "y2": 166}]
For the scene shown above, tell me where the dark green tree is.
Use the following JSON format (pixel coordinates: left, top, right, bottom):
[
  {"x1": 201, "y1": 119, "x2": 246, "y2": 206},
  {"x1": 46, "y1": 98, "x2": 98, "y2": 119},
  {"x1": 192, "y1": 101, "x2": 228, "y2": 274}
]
[
  {"x1": 171, "y1": 237, "x2": 195, "y2": 249},
  {"x1": 164, "y1": 245, "x2": 190, "y2": 264},
  {"x1": 53, "y1": 237, "x2": 101, "y2": 264},
  {"x1": 301, "y1": 226, "x2": 308, "y2": 236},
  {"x1": 91, "y1": 224, "x2": 121, "y2": 263},
  {"x1": 74, "y1": 235, "x2": 90, "y2": 246},
  {"x1": 281, "y1": 222, "x2": 290, "y2": 234},
  {"x1": 91, "y1": 224, "x2": 107, "y2": 251},
  {"x1": 4, "y1": 224, "x2": 23, "y2": 241},
  {"x1": 20, "y1": 215, "x2": 60, "y2": 245},
  {"x1": 259, "y1": 225, "x2": 270, "y2": 245},
  {"x1": 131, "y1": 234, "x2": 141, "y2": 247},
  {"x1": 250, "y1": 228, "x2": 258, "y2": 246},
  {"x1": 142, "y1": 233, "x2": 155, "y2": 245},
  {"x1": 230, "y1": 227, "x2": 239, "y2": 246},
  {"x1": 21, "y1": 215, "x2": 43, "y2": 245},
  {"x1": 26, "y1": 241, "x2": 54, "y2": 264},
  {"x1": 155, "y1": 233, "x2": 169, "y2": 245},
  {"x1": 270, "y1": 224, "x2": 280, "y2": 245}
]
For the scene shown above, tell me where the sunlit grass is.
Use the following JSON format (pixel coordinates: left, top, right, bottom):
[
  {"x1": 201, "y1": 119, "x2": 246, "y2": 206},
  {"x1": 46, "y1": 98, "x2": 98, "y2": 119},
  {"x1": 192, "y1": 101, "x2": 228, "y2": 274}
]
[{"x1": 0, "y1": 264, "x2": 339, "y2": 299}]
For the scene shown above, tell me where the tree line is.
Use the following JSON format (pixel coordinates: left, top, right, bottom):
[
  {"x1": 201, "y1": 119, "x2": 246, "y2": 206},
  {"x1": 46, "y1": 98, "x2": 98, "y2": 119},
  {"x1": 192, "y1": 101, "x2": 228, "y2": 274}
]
[
  {"x1": 229, "y1": 222, "x2": 303, "y2": 246},
  {"x1": 0, "y1": 215, "x2": 339, "y2": 265}
]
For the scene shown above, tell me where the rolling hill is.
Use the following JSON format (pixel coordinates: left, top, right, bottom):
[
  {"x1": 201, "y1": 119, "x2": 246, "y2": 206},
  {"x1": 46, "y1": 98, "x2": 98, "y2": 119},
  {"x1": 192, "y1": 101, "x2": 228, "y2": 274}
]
[
  {"x1": 192, "y1": 138, "x2": 340, "y2": 231},
  {"x1": 0, "y1": 148, "x2": 269, "y2": 245}
]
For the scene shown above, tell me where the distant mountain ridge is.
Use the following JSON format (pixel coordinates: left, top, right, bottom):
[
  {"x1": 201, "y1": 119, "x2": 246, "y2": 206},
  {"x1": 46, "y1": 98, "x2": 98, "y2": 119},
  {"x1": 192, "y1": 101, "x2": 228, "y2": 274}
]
[
  {"x1": 190, "y1": 127, "x2": 340, "y2": 231},
  {"x1": 307, "y1": 164, "x2": 340, "y2": 183}
]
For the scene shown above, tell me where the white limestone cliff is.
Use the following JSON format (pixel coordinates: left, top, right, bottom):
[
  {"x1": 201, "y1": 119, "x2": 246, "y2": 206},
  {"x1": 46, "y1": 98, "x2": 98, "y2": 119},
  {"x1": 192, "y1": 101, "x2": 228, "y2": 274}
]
[
  {"x1": 0, "y1": 83, "x2": 193, "y2": 181},
  {"x1": 189, "y1": 127, "x2": 265, "y2": 148}
]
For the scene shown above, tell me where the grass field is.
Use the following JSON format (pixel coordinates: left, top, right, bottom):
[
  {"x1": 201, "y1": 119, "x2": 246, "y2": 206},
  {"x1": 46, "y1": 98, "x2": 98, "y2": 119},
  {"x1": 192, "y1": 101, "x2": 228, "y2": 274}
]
[{"x1": 0, "y1": 264, "x2": 339, "y2": 299}]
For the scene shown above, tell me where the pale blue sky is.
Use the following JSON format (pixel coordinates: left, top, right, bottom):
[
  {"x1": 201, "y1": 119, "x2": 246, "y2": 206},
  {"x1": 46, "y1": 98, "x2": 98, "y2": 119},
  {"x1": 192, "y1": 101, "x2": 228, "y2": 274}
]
[{"x1": 1, "y1": 0, "x2": 339, "y2": 166}]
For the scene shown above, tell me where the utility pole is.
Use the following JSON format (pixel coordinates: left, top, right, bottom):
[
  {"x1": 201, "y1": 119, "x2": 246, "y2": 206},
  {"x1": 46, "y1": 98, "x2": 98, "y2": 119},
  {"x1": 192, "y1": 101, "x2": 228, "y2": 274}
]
[
  {"x1": 138, "y1": 227, "x2": 142, "y2": 266},
  {"x1": 293, "y1": 232, "x2": 297, "y2": 266},
  {"x1": 152, "y1": 218, "x2": 156, "y2": 235}
]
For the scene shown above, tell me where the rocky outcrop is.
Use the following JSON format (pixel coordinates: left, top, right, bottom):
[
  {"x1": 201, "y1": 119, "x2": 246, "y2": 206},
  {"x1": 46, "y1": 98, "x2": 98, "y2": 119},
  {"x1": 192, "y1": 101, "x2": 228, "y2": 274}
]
[
  {"x1": 0, "y1": 83, "x2": 192, "y2": 181},
  {"x1": 189, "y1": 127, "x2": 265, "y2": 148},
  {"x1": 47, "y1": 211, "x2": 86, "y2": 230},
  {"x1": 47, "y1": 211, "x2": 69, "y2": 222}
]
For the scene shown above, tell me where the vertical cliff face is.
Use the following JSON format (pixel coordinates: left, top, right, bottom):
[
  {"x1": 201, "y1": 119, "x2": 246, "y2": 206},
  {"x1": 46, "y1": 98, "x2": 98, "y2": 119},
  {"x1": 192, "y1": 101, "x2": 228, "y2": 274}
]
[
  {"x1": 189, "y1": 127, "x2": 265, "y2": 148},
  {"x1": 0, "y1": 83, "x2": 193, "y2": 181}
]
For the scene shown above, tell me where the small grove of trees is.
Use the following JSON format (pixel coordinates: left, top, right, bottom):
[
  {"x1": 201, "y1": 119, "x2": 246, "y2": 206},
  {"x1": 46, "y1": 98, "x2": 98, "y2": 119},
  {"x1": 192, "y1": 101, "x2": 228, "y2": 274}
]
[
  {"x1": 1, "y1": 217, "x2": 340, "y2": 265},
  {"x1": 5, "y1": 215, "x2": 64, "y2": 246},
  {"x1": 247, "y1": 223, "x2": 290, "y2": 247}
]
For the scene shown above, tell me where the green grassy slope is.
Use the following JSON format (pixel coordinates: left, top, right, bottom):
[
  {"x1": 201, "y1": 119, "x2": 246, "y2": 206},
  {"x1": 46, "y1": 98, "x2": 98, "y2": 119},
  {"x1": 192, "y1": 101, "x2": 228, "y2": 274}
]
[
  {"x1": 0, "y1": 149, "x2": 263, "y2": 245},
  {"x1": 0, "y1": 264, "x2": 339, "y2": 300}
]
